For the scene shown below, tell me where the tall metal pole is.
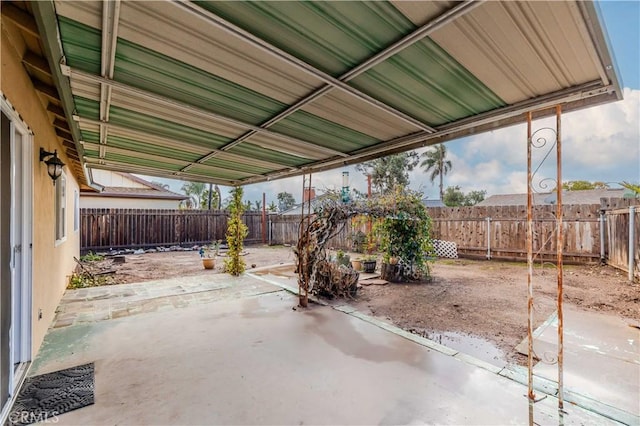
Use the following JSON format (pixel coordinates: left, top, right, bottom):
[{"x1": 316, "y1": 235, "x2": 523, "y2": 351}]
[
  {"x1": 556, "y1": 105, "x2": 565, "y2": 414},
  {"x1": 262, "y1": 192, "x2": 266, "y2": 244},
  {"x1": 629, "y1": 206, "x2": 636, "y2": 282},
  {"x1": 299, "y1": 174, "x2": 308, "y2": 307},
  {"x1": 526, "y1": 111, "x2": 535, "y2": 425}
]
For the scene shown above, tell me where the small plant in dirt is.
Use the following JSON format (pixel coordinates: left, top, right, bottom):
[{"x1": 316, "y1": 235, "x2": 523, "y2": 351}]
[
  {"x1": 200, "y1": 240, "x2": 221, "y2": 258},
  {"x1": 80, "y1": 251, "x2": 104, "y2": 262},
  {"x1": 335, "y1": 250, "x2": 350, "y2": 267},
  {"x1": 67, "y1": 272, "x2": 108, "y2": 289},
  {"x1": 224, "y1": 186, "x2": 248, "y2": 276}
]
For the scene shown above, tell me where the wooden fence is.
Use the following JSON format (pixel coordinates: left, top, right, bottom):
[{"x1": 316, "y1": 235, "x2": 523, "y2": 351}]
[
  {"x1": 82, "y1": 200, "x2": 639, "y2": 279},
  {"x1": 80, "y1": 209, "x2": 263, "y2": 252},
  {"x1": 268, "y1": 205, "x2": 602, "y2": 262},
  {"x1": 605, "y1": 205, "x2": 640, "y2": 280},
  {"x1": 268, "y1": 200, "x2": 639, "y2": 277},
  {"x1": 427, "y1": 204, "x2": 602, "y2": 263},
  {"x1": 267, "y1": 214, "x2": 362, "y2": 250}
]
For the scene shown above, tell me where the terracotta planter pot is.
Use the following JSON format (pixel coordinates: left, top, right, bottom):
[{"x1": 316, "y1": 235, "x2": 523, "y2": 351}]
[
  {"x1": 389, "y1": 256, "x2": 399, "y2": 265},
  {"x1": 202, "y1": 258, "x2": 215, "y2": 269},
  {"x1": 351, "y1": 260, "x2": 363, "y2": 271}
]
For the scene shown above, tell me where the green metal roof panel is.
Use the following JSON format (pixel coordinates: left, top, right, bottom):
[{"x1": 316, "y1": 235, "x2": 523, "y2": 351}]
[
  {"x1": 104, "y1": 153, "x2": 185, "y2": 172},
  {"x1": 186, "y1": 165, "x2": 256, "y2": 180},
  {"x1": 201, "y1": 158, "x2": 273, "y2": 175},
  {"x1": 59, "y1": 17, "x2": 287, "y2": 126},
  {"x1": 351, "y1": 39, "x2": 506, "y2": 125},
  {"x1": 80, "y1": 130, "x2": 100, "y2": 144},
  {"x1": 195, "y1": 1, "x2": 504, "y2": 126},
  {"x1": 228, "y1": 143, "x2": 309, "y2": 168},
  {"x1": 113, "y1": 39, "x2": 285, "y2": 126},
  {"x1": 80, "y1": 131, "x2": 202, "y2": 163},
  {"x1": 74, "y1": 97, "x2": 232, "y2": 150},
  {"x1": 269, "y1": 109, "x2": 379, "y2": 153},
  {"x1": 197, "y1": 1, "x2": 413, "y2": 77},
  {"x1": 73, "y1": 96, "x2": 100, "y2": 121},
  {"x1": 57, "y1": 16, "x2": 102, "y2": 75}
]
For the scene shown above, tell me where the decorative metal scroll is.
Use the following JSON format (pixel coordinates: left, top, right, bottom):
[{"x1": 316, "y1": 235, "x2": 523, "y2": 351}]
[{"x1": 526, "y1": 107, "x2": 565, "y2": 426}]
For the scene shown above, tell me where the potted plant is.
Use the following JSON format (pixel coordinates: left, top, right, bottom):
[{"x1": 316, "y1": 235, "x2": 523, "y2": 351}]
[
  {"x1": 199, "y1": 240, "x2": 220, "y2": 269},
  {"x1": 335, "y1": 250, "x2": 350, "y2": 267},
  {"x1": 362, "y1": 255, "x2": 377, "y2": 273}
]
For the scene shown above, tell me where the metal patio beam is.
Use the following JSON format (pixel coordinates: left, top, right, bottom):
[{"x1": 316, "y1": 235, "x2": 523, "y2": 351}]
[
  {"x1": 67, "y1": 69, "x2": 348, "y2": 161},
  {"x1": 177, "y1": 0, "x2": 437, "y2": 134},
  {"x1": 208, "y1": 1, "x2": 481, "y2": 157},
  {"x1": 240, "y1": 80, "x2": 613, "y2": 185},
  {"x1": 84, "y1": 159, "x2": 240, "y2": 185},
  {"x1": 32, "y1": 1, "x2": 96, "y2": 189},
  {"x1": 576, "y1": 1, "x2": 623, "y2": 99}
]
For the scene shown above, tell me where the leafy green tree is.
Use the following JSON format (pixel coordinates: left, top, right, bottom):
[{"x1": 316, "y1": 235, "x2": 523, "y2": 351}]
[
  {"x1": 421, "y1": 144, "x2": 452, "y2": 201},
  {"x1": 255, "y1": 200, "x2": 262, "y2": 211},
  {"x1": 267, "y1": 201, "x2": 278, "y2": 212},
  {"x1": 443, "y1": 187, "x2": 486, "y2": 206},
  {"x1": 224, "y1": 187, "x2": 248, "y2": 276},
  {"x1": 277, "y1": 191, "x2": 296, "y2": 211},
  {"x1": 463, "y1": 190, "x2": 486, "y2": 206},
  {"x1": 356, "y1": 152, "x2": 420, "y2": 193},
  {"x1": 181, "y1": 181, "x2": 206, "y2": 209},
  {"x1": 443, "y1": 186, "x2": 465, "y2": 207},
  {"x1": 375, "y1": 188, "x2": 434, "y2": 281},
  {"x1": 200, "y1": 187, "x2": 220, "y2": 210},
  {"x1": 621, "y1": 181, "x2": 640, "y2": 195},
  {"x1": 562, "y1": 181, "x2": 609, "y2": 190}
]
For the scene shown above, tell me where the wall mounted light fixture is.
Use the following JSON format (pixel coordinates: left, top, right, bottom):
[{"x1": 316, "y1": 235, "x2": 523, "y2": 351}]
[{"x1": 39, "y1": 148, "x2": 65, "y2": 182}]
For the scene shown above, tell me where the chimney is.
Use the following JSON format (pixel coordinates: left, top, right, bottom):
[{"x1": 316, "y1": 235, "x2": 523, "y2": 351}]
[{"x1": 303, "y1": 187, "x2": 316, "y2": 202}]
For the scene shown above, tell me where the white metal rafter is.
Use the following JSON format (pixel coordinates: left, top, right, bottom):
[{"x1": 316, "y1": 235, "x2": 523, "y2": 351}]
[{"x1": 98, "y1": 0, "x2": 120, "y2": 160}]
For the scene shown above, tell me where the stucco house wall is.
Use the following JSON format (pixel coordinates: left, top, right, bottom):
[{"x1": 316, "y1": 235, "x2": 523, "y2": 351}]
[
  {"x1": 81, "y1": 197, "x2": 183, "y2": 209},
  {"x1": 1, "y1": 17, "x2": 79, "y2": 358}
]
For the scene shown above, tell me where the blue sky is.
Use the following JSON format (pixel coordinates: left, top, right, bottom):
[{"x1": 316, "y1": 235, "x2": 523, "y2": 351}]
[{"x1": 147, "y1": 1, "x2": 640, "y2": 206}]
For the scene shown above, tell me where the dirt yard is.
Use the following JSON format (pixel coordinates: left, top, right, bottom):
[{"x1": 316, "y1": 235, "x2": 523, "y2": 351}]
[{"x1": 80, "y1": 245, "x2": 639, "y2": 365}]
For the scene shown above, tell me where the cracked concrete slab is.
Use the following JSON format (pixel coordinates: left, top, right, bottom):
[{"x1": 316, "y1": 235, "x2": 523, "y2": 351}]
[{"x1": 32, "y1": 275, "x2": 615, "y2": 425}]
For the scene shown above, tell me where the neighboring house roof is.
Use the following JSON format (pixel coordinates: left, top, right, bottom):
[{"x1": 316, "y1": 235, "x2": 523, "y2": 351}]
[
  {"x1": 82, "y1": 172, "x2": 188, "y2": 200},
  {"x1": 478, "y1": 189, "x2": 626, "y2": 206},
  {"x1": 423, "y1": 198, "x2": 446, "y2": 208}
]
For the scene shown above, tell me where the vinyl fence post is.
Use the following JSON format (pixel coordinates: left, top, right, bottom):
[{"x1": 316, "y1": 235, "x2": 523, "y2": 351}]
[{"x1": 629, "y1": 206, "x2": 636, "y2": 282}]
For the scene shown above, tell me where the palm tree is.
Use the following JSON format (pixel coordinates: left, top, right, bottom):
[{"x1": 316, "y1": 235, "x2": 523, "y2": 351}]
[
  {"x1": 181, "y1": 181, "x2": 206, "y2": 209},
  {"x1": 421, "y1": 144, "x2": 452, "y2": 200}
]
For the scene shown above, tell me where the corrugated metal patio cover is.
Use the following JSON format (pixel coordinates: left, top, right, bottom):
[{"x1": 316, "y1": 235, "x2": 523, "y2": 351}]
[{"x1": 34, "y1": 0, "x2": 622, "y2": 185}]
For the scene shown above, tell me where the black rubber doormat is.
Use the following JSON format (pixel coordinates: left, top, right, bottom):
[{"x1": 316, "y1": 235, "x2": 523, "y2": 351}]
[{"x1": 9, "y1": 363, "x2": 95, "y2": 425}]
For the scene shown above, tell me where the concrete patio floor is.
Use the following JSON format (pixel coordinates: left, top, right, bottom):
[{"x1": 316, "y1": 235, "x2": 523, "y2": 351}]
[{"x1": 30, "y1": 271, "x2": 628, "y2": 425}]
